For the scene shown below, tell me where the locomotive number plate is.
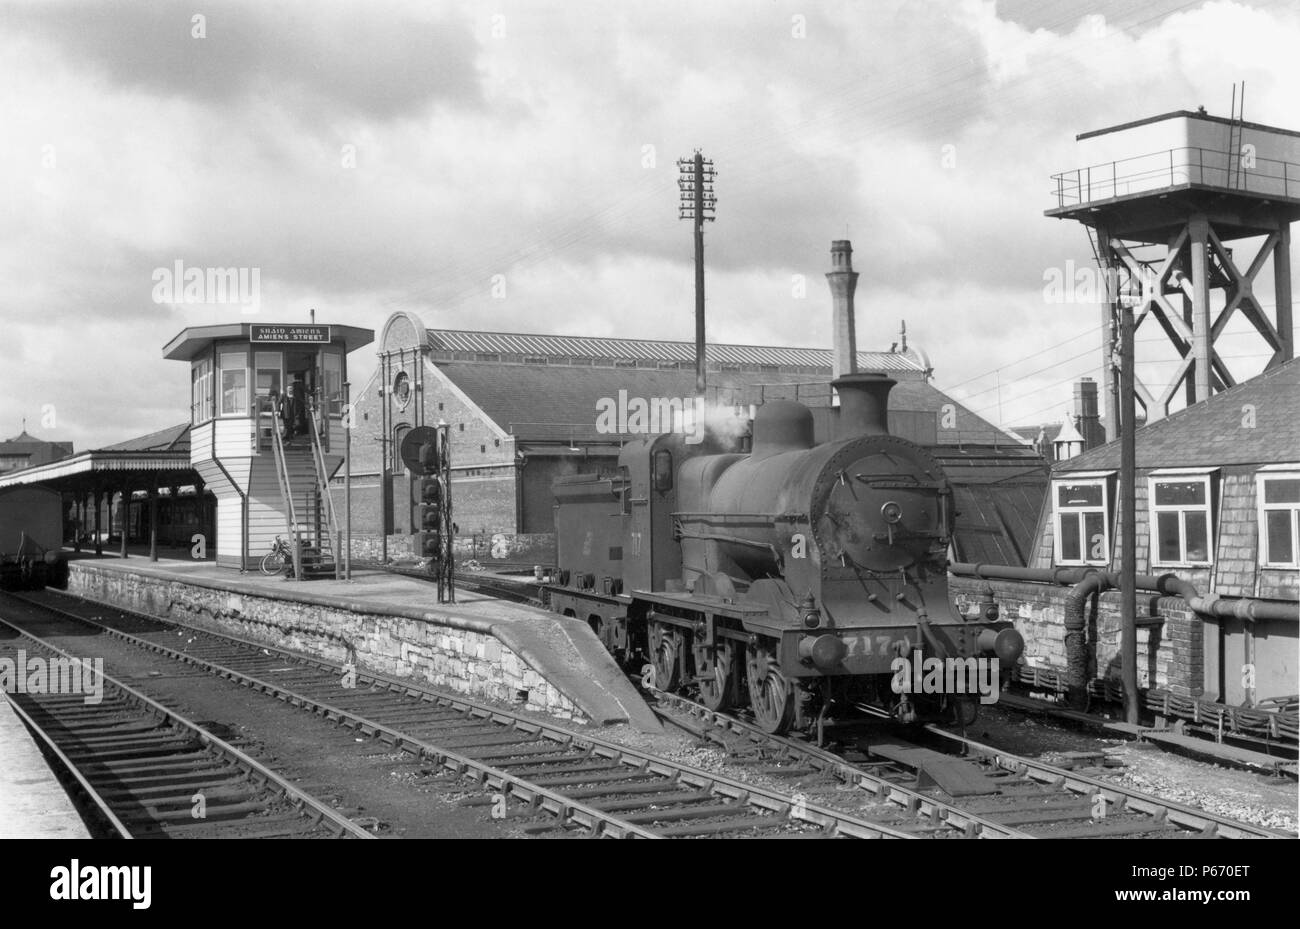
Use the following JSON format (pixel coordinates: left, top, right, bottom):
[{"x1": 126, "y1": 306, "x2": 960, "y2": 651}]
[{"x1": 843, "y1": 633, "x2": 904, "y2": 658}]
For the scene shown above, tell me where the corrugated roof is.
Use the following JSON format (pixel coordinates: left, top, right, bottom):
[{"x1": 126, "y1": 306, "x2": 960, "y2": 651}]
[
  {"x1": 1056, "y1": 359, "x2": 1300, "y2": 471},
  {"x1": 426, "y1": 329, "x2": 925, "y2": 372}
]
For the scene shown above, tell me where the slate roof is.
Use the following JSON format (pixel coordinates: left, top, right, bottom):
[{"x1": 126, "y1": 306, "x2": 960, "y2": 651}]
[
  {"x1": 99, "y1": 423, "x2": 190, "y2": 453},
  {"x1": 1055, "y1": 359, "x2": 1300, "y2": 471},
  {"x1": 0, "y1": 431, "x2": 75, "y2": 466},
  {"x1": 436, "y1": 362, "x2": 1027, "y2": 448}
]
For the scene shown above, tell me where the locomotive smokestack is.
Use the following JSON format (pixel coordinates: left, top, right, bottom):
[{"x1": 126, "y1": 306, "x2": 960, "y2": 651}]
[
  {"x1": 833, "y1": 372, "x2": 895, "y2": 436},
  {"x1": 826, "y1": 240, "x2": 859, "y2": 380}
]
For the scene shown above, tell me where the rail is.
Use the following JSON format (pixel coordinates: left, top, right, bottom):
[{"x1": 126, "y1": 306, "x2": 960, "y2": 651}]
[{"x1": 1050, "y1": 145, "x2": 1300, "y2": 208}]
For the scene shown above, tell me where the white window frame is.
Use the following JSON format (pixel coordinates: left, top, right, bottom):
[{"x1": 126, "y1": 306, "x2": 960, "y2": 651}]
[
  {"x1": 1148, "y1": 468, "x2": 1217, "y2": 568},
  {"x1": 218, "y1": 349, "x2": 249, "y2": 418},
  {"x1": 191, "y1": 358, "x2": 214, "y2": 425},
  {"x1": 1052, "y1": 470, "x2": 1114, "y2": 566},
  {"x1": 1257, "y1": 465, "x2": 1300, "y2": 569}
]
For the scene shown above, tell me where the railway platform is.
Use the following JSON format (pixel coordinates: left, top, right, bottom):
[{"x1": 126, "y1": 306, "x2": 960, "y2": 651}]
[
  {"x1": 0, "y1": 691, "x2": 91, "y2": 838},
  {"x1": 60, "y1": 554, "x2": 662, "y2": 733}
]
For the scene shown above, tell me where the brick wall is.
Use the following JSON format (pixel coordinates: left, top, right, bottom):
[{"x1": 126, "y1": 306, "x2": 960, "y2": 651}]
[
  {"x1": 455, "y1": 532, "x2": 556, "y2": 564},
  {"x1": 345, "y1": 355, "x2": 522, "y2": 536},
  {"x1": 951, "y1": 575, "x2": 1203, "y2": 697},
  {"x1": 68, "y1": 563, "x2": 583, "y2": 720}
]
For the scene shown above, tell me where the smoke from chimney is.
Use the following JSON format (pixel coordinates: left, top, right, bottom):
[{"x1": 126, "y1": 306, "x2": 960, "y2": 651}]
[{"x1": 826, "y1": 240, "x2": 859, "y2": 380}]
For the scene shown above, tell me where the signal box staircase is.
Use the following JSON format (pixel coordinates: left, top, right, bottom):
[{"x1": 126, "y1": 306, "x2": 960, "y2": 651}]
[{"x1": 268, "y1": 399, "x2": 341, "y2": 579}]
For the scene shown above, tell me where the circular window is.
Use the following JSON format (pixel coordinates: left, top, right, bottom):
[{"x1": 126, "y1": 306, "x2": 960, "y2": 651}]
[{"x1": 392, "y1": 371, "x2": 411, "y2": 410}]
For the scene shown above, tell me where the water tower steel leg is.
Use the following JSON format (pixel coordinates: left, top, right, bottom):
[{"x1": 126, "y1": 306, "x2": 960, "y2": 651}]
[
  {"x1": 1275, "y1": 223, "x2": 1293, "y2": 363},
  {"x1": 1096, "y1": 224, "x2": 1121, "y2": 443},
  {"x1": 1188, "y1": 215, "x2": 1212, "y2": 404}
]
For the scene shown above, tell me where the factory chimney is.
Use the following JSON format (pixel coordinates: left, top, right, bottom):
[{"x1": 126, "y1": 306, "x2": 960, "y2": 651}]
[
  {"x1": 826, "y1": 240, "x2": 859, "y2": 380},
  {"x1": 1073, "y1": 378, "x2": 1103, "y2": 450}
]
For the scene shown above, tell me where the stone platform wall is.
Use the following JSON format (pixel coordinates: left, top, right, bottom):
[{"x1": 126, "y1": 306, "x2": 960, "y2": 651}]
[{"x1": 67, "y1": 563, "x2": 582, "y2": 721}]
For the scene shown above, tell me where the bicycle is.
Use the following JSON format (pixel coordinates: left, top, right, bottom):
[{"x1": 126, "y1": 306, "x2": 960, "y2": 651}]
[{"x1": 260, "y1": 535, "x2": 296, "y2": 577}]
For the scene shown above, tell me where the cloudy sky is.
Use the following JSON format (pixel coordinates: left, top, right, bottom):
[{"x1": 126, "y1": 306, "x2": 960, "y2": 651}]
[{"x1": 3, "y1": 0, "x2": 1297, "y2": 450}]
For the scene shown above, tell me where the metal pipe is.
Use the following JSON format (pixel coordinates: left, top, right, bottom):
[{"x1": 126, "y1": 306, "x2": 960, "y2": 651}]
[
  {"x1": 1063, "y1": 570, "x2": 1108, "y2": 709},
  {"x1": 951, "y1": 563, "x2": 1300, "y2": 621}
]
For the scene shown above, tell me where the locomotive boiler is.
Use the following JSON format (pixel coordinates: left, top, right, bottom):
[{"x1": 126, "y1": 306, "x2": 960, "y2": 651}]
[{"x1": 548, "y1": 371, "x2": 1024, "y2": 735}]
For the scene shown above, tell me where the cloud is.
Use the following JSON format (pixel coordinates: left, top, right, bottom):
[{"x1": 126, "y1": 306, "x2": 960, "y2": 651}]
[
  {"x1": 0, "y1": 0, "x2": 1295, "y2": 449},
  {"x1": 3, "y1": 0, "x2": 482, "y2": 119}
]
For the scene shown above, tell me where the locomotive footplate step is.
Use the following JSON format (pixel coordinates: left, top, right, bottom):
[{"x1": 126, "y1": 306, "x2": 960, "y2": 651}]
[{"x1": 863, "y1": 741, "x2": 1000, "y2": 796}]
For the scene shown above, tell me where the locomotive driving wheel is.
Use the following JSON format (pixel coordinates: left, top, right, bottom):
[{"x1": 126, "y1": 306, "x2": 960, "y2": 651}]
[
  {"x1": 747, "y1": 646, "x2": 794, "y2": 735},
  {"x1": 648, "y1": 622, "x2": 684, "y2": 692},
  {"x1": 696, "y1": 639, "x2": 739, "y2": 711}
]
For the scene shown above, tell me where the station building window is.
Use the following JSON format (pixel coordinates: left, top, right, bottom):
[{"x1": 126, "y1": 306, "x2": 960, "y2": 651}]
[
  {"x1": 1051, "y1": 472, "x2": 1113, "y2": 565},
  {"x1": 218, "y1": 350, "x2": 249, "y2": 417},
  {"x1": 191, "y1": 358, "x2": 213, "y2": 424},
  {"x1": 1257, "y1": 466, "x2": 1300, "y2": 568},
  {"x1": 1148, "y1": 469, "x2": 1217, "y2": 567}
]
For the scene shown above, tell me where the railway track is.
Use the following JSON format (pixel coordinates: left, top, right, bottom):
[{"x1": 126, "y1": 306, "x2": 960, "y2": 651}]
[
  {"x1": 6, "y1": 589, "x2": 1032, "y2": 839},
  {"x1": 648, "y1": 690, "x2": 1292, "y2": 839},
  {"x1": 0, "y1": 615, "x2": 372, "y2": 839}
]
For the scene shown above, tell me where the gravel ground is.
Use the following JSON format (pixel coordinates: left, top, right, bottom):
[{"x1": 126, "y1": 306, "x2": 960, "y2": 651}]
[{"x1": 948, "y1": 704, "x2": 1299, "y2": 834}]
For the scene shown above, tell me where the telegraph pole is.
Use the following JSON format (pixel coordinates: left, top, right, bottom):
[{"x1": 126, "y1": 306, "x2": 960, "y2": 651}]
[
  {"x1": 1103, "y1": 226, "x2": 1140, "y2": 726},
  {"x1": 678, "y1": 152, "x2": 716, "y2": 398}
]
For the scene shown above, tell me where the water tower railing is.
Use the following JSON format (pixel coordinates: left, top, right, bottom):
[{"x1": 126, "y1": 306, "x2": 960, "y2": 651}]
[{"x1": 1050, "y1": 145, "x2": 1300, "y2": 208}]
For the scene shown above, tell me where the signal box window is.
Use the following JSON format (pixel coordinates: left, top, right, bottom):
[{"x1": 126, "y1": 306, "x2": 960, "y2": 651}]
[
  {"x1": 254, "y1": 352, "x2": 282, "y2": 412},
  {"x1": 218, "y1": 350, "x2": 249, "y2": 416},
  {"x1": 1258, "y1": 469, "x2": 1300, "y2": 568},
  {"x1": 191, "y1": 359, "x2": 213, "y2": 425},
  {"x1": 1148, "y1": 471, "x2": 1215, "y2": 567},
  {"x1": 1052, "y1": 476, "x2": 1111, "y2": 565}
]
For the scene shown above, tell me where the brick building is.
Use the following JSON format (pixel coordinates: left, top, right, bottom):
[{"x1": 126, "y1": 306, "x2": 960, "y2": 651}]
[
  {"x1": 958, "y1": 359, "x2": 1299, "y2": 711},
  {"x1": 344, "y1": 310, "x2": 1047, "y2": 565},
  {"x1": 0, "y1": 427, "x2": 74, "y2": 473}
]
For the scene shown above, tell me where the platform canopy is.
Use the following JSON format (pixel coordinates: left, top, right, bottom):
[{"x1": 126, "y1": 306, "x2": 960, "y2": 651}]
[
  {"x1": 162, "y1": 321, "x2": 375, "y2": 361},
  {"x1": 0, "y1": 423, "x2": 196, "y2": 493}
]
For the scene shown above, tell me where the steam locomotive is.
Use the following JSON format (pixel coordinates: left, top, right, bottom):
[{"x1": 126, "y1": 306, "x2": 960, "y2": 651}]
[{"x1": 546, "y1": 372, "x2": 1024, "y2": 735}]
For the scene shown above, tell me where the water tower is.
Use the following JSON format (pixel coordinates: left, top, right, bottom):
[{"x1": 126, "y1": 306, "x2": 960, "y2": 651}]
[{"x1": 1047, "y1": 108, "x2": 1300, "y2": 439}]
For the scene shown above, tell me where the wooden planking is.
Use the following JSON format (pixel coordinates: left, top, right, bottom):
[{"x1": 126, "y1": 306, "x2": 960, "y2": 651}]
[
  {"x1": 867, "y1": 742, "x2": 1001, "y2": 796},
  {"x1": 190, "y1": 421, "x2": 214, "y2": 461},
  {"x1": 216, "y1": 497, "x2": 243, "y2": 563}
]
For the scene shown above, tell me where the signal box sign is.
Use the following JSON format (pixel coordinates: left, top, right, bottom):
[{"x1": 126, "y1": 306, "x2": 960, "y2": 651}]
[{"x1": 250, "y1": 325, "x2": 332, "y2": 343}]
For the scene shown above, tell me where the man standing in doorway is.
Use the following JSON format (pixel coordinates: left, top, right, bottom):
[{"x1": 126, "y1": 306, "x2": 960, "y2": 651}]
[{"x1": 282, "y1": 381, "x2": 309, "y2": 442}]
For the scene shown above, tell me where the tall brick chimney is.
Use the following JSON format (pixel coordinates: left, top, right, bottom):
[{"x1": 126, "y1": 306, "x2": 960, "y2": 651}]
[
  {"x1": 1073, "y1": 377, "x2": 1102, "y2": 449},
  {"x1": 826, "y1": 240, "x2": 859, "y2": 380}
]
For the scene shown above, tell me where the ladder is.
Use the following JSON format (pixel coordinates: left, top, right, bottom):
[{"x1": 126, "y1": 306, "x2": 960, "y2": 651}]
[{"x1": 1227, "y1": 82, "x2": 1246, "y2": 190}]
